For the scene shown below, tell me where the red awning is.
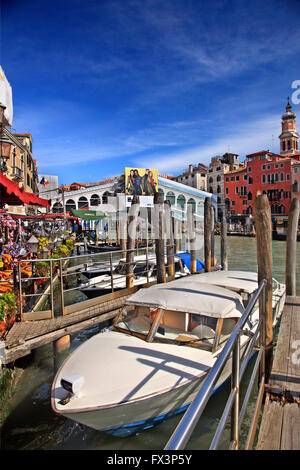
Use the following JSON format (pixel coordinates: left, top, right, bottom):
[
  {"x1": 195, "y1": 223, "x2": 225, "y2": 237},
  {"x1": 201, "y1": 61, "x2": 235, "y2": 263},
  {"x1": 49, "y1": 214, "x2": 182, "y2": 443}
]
[{"x1": 0, "y1": 173, "x2": 50, "y2": 207}]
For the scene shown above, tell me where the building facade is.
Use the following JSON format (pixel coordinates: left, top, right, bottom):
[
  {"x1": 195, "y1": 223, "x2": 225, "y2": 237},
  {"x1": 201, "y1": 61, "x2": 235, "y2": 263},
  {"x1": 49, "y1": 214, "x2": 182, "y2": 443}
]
[
  {"x1": 1, "y1": 129, "x2": 40, "y2": 214},
  {"x1": 207, "y1": 152, "x2": 240, "y2": 219},
  {"x1": 173, "y1": 163, "x2": 208, "y2": 191}
]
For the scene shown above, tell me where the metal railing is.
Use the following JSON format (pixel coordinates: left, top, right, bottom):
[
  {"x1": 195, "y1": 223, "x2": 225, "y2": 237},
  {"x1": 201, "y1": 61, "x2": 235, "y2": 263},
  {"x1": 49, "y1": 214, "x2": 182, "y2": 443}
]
[
  {"x1": 17, "y1": 242, "x2": 183, "y2": 319},
  {"x1": 165, "y1": 279, "x2": 267, "y2": 451}
]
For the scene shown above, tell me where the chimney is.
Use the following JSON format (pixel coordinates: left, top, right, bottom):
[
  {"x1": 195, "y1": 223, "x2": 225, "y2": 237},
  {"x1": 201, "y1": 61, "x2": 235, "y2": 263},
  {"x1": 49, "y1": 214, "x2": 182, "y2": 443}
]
[{"x1": 189, "y1": 164, "x2": 193, "y2": 173}]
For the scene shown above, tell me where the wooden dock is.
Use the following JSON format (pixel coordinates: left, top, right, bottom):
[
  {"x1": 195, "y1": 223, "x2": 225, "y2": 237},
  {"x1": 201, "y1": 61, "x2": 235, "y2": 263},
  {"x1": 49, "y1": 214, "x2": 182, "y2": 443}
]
[
  {"x1": 2, "y1": 287, "x2": 140, "y2": 364},
  {"x1": 256, "y1": 296, "x2": 300, "y2": 450}
]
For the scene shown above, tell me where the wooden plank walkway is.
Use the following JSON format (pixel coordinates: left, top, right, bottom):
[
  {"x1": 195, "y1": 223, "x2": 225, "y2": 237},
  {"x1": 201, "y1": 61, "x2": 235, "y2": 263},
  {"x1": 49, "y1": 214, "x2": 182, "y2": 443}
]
[
  {"x1": 2, "y1": 287, "x2": 138, "y2": 364},
  {"x1": 256, "y1": 296, "x2": 300, "y2": 450}
]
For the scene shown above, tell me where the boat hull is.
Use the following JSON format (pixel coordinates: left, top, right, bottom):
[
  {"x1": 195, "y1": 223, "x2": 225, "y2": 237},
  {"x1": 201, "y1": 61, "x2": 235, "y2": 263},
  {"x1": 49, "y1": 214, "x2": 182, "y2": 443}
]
[{"x1": 52, "y1": 338, "x2": 250, "y2": 436}]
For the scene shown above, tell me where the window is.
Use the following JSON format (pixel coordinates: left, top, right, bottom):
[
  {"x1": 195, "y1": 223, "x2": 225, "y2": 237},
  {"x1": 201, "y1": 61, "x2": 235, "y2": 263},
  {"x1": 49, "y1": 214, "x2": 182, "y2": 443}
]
[
  {"x1": 244, "y1": 175, "x2": 247, "y2": 181},
  {"x1": 287, "y1": 174, "x2": 290, "y2": 181},
  {"x1": 275, "y1": 164, "x2": 279, "y2": 169},
  {"x1": 262, "y1": 174, "x2": 266, "y2": 183},
  {"x1": 248, "y1": 176, "x2": 253, "y2": 184},
  {"x1": 288, "y1": 140, "x2": 291, "y2": 150},
  {"x1": 248, "y1": 166, "x2": 252, "y2": 172},
  {"x1": 225, "y1": 177, "x2": 229, "y2": 182},
  {"x1": 280, "y1": 163, "x2": 284, "y2": 168},
  {"x1": 262, "y1": 165, "x2": 266, "y2": 170},
  {"x1": 294, "y1": 167, "x2": 298, "y2": 173},
  {"x1": 282, "y1": 141, "x2": 286, "y2": 151},
  {"x1": 243, "y1": 200, "x2": 247, "y2": 205},
  {"x1": 225, "y1": 188, "x2": 229, "y2": 195},
  {"x1": 280, "y1": 173, "x2": 284, "y2": 182},
  {"x1": 267, "y1": 165, "x2": 271, "y2": 170},
  {"x1": 231, "y1": 201, "x2": 235, "y2": 206},
  {"x1": 236, "y1": 176, "x2": 239, "y2": 181},
  {"x1": 235, "y1": 187, "x2": 239, "y2": 194}
]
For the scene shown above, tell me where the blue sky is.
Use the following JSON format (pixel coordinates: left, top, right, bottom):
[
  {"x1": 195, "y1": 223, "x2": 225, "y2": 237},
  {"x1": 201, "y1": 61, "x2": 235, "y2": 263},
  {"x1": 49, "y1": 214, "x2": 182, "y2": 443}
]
[{"x1": 1, "y1": 0, "x2": 300, "y2": 185}]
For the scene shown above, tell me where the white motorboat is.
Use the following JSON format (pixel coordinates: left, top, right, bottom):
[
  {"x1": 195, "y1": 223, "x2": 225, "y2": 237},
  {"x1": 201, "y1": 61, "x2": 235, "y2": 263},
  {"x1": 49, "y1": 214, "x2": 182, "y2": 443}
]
[
  {"x1": 51, "y1": 270, "x2": 285, "y2": 436},
  {"x1": 78, "y1": 254, "x2": 191, "y2": 299}
]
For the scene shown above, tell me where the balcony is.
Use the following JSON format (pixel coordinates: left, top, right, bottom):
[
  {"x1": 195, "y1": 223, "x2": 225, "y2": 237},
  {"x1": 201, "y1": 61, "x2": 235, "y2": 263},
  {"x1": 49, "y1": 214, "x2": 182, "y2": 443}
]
[{"x1": 11, "y1": 166, "x2": 24, "y2": 182}]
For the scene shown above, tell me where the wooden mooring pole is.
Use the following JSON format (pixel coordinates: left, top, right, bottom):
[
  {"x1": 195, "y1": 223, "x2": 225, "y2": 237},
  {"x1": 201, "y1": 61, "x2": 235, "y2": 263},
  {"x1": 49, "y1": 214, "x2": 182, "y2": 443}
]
[
  {"x1": 126, "y1": 195, "x2": 140, "y2": 288},
  {"x1": 164, "y1": 200, "x2": 175, "y2": 278},
  {"x1": 254, "y1": 193, "x2": 273, "y2": 381},
  {"x1": 187, "y1": 204, "x2": 197, "y2": 274},
  {"x1": 286, "y1": 197, "x2": 299, "y2": 296},
  {"x1": 204, "y1": 197, "x2": 212, "y2": 272},
  {"x1": 221, "y1": 210, "x2": 228, "y2": 270},
  {"x1": 154, "y1": 191, "x2": 166, "y2": 283}
]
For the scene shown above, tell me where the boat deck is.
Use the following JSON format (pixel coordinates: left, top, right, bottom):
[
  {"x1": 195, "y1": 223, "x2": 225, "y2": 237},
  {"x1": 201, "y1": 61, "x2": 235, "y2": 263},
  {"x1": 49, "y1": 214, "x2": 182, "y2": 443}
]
[{"x1": 256, "y1": 296, "x2": 300, "y2": 450}]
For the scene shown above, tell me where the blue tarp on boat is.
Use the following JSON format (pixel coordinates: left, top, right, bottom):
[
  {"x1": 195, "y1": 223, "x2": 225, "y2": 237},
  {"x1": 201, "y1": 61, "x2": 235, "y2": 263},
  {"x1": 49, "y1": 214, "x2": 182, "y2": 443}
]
[{"x1": 175, "y1": 252, "x2": 205, "y2": 272}]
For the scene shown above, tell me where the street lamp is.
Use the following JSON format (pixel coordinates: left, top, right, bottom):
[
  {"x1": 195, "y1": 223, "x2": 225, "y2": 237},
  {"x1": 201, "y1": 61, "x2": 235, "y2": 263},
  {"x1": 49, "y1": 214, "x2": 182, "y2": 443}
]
[
  {"x1": 0, "y1": 135, "x2": 12, "y2": 173},
  {"x1": 0, "y1": 102, "x2": 6, "y2": 124}
]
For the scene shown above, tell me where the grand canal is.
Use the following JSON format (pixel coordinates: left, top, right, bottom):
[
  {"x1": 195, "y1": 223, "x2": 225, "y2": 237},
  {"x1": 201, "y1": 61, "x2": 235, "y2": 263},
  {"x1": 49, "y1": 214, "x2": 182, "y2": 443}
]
[{"x1": 1, "y1": 236, "x2": 299, "y2": 450}]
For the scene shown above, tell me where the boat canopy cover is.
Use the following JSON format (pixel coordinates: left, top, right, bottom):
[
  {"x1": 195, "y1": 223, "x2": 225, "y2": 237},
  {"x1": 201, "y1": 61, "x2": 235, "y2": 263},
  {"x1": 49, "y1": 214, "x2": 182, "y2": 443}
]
[
  {"x1": 175, "y1": 252, "x2": 205, "y2": 272},
  {"x1": 176, "y1": 270, "x2": 258, "y2": 294},
  {"x1": 119, "y1": 254, "x2": 185, "y2": 265},
  {"x1": 125, "y1": 280, "x2": 244, "y2": 318}
]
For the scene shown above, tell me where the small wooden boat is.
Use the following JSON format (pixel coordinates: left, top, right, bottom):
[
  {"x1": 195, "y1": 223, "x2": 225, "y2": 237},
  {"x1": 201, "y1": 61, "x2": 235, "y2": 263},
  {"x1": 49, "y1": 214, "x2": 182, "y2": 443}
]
[
  {"x1": 51, "y1": 270, "x2": 285, "y2": 436},
  {"x1": 86, "y1": 243, "x2": 121, "y2": 253}
]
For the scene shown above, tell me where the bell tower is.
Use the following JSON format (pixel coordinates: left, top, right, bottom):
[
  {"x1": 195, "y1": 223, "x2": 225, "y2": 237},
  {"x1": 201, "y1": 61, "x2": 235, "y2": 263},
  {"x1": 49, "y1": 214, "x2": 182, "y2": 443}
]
[{"x1": 279, "y1": 98, "x2": 299, "y2": 155}]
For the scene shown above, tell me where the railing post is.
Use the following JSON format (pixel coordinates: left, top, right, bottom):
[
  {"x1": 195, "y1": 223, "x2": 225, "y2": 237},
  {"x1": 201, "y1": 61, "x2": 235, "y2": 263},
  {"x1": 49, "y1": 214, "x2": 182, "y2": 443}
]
[
  {"x1": 49, "y1": 259, "x2": 54, "y2": 318},
  {"x1": 59, "y1": 259, "x2": 65, "y2": 315},
  {"x1": 231, "y1": 336, "x2": 240, "y2": 450},
  {"x1": 109, "y1": 252, "x2": 114, "y2": 293},
  {"x1": 18, "y1": 261, "x2": 24, "y2": 322}
]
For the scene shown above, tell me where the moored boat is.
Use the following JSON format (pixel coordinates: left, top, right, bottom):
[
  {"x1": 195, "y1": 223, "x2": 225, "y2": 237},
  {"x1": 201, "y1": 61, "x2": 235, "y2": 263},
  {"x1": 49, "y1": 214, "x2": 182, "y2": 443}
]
[
  {"x1": 78, "y1": 254, "x2": 192, "y2": 299},
  {"x1": 51, "y1": 271, "x2": 285, "y2": 436}
]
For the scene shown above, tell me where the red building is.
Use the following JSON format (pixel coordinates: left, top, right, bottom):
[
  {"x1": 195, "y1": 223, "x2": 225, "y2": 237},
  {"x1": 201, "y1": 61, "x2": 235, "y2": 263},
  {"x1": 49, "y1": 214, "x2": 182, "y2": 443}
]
[
  {"x1": 224, "y1": 100, "x2": 300, "y2": 218},
  {"x1": 224, "y1": 166, "x2": 247, "y2": 216},
  {"x1": 224, "y1": 150, "x2": 300, "y2": 216}
]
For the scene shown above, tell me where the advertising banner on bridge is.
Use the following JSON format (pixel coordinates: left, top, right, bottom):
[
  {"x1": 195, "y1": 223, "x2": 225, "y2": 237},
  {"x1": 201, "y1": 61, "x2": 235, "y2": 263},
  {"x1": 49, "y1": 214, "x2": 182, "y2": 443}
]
[{"x1": 125, "y1": 167, "x2": 158, "y2": 196}]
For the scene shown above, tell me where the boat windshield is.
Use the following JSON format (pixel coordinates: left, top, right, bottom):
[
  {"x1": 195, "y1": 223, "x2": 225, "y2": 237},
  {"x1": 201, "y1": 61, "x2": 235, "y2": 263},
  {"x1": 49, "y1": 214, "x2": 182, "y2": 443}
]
[{"x1": 115, "y1": 306, "x2": 237, "y2": 351}]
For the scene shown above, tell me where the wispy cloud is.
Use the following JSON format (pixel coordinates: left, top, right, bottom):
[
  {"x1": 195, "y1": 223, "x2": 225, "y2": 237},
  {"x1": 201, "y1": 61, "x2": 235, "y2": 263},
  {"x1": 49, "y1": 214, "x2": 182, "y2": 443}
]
[{"x1": 135, "y1": 114, "x2": 281, "y2": 173}]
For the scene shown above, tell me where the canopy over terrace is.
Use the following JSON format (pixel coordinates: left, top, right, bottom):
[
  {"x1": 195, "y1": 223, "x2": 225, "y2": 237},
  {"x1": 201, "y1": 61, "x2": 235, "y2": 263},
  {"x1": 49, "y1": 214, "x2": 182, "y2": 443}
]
[
  {"x1": 70, "y1": 208, "x2": 106, "y2": 221},
  {"x1": 0, "y1": 173, "x2": 50, "y2": 208}
]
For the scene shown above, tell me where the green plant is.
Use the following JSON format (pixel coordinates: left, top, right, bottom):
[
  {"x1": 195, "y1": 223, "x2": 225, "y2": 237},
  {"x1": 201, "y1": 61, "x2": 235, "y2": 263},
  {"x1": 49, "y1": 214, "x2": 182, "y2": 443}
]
[
  {"x1": 65, "y1": 238, "x2": 74, "y2": 248},
  {"x1": 35, "y1": 261, "x2": 50, "y2": 277},
  {"x1": 0, "y1": 293, "x2": 17, "y2": 321}
]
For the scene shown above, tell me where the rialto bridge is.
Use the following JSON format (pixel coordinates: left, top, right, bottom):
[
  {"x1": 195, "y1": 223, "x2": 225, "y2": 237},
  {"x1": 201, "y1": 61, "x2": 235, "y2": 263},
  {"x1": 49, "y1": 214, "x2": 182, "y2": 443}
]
[{"x1": 50, "y1": 175, "x2": 217, "y2": 224}]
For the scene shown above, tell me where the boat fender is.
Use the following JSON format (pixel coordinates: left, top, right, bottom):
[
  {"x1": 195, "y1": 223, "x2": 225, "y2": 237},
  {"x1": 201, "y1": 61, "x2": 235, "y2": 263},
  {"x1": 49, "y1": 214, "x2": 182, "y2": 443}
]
[{"x1": 61, "y1": 374, "x2": 85, "y2": 398}]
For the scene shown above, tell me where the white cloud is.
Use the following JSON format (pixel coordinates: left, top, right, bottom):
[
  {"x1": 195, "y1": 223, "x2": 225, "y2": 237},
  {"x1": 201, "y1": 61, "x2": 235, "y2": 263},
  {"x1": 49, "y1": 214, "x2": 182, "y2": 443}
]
[{"x1": 135, "y1": 114, "x2": 281, "y2": 173}]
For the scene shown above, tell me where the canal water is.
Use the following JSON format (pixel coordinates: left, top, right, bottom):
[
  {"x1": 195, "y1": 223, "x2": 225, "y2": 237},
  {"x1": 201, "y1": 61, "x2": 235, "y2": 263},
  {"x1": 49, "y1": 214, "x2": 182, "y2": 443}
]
[{"x1": 1, "y1": 236, "x2": 299, "y2": 450}]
